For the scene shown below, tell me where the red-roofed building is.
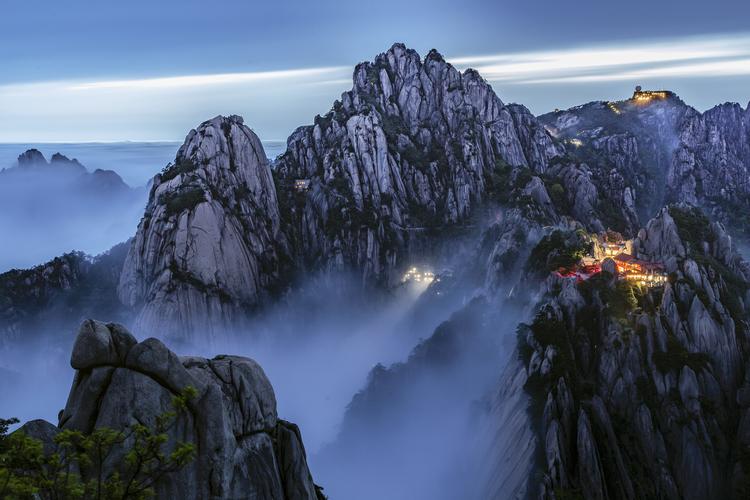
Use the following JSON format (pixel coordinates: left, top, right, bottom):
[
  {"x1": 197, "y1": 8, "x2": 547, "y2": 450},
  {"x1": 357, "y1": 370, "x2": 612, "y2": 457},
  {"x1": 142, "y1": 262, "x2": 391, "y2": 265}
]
[{"x1": 613, "y1": 253, "x2": 666, "y2": 285}]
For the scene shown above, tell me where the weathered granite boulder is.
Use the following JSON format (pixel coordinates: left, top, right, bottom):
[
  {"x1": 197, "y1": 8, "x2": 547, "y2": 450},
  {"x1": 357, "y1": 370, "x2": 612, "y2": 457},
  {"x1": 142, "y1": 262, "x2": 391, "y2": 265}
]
[{"x1": 45, "y1": 320, "x2": 322, "y2": 500}]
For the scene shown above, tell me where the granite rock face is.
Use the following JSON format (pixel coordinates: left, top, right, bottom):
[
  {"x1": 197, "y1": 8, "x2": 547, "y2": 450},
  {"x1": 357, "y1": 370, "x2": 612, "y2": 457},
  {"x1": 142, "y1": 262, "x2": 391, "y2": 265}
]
[
  {"x1": 519, "y1": 206, "x2": 750, "y2": 499},
  {"x1": 118, "y1": 115, "x2": 288, "y2": 344},
  {"x1": 44, "y1": 320, "x2": 322, "y2": 500},
  {"x1": 539, "y1": 95, "x2": 750, "y2": 240},
  {"x1": 0, "y1": 244, "x2": 130, "y2": 348},
  {"x1": 274, "y1": 43, "x2": 561, "y2": 286},
  {"x1": 117, "y1": 45, "x2": 563, "y2": 341},
  {"x1": 670, "y1": 102, "x2": 750, "y2": 236}
]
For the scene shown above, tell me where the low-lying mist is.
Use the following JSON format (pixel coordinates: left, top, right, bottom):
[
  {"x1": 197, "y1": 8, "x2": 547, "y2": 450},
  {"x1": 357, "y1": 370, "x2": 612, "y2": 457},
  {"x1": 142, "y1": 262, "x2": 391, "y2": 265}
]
[
  {"x1": 0, "y1": 134, "x2": 579, "y2": 498},
  {"x1": 312, "y1": 295, "x2": 522, "y2": 500},
  {"x1": 0, "y1": 333, "x2": 76, "y2": 428},
  {"x1": 0, "y1": 166, "x2": 147, "y2": 271},
  {"x1": 1, "y1": 253, "x2": 521, "y2": 500},
  {"x1": 190, "y1": 271, "x2": 465, "y2": 452}
]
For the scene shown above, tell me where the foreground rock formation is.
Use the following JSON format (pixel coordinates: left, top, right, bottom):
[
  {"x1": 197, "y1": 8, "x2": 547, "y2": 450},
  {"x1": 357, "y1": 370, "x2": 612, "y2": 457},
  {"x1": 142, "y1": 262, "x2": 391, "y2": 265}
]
[{"x1": 25, "y1": 320, "x2": 323, "y2": 499}]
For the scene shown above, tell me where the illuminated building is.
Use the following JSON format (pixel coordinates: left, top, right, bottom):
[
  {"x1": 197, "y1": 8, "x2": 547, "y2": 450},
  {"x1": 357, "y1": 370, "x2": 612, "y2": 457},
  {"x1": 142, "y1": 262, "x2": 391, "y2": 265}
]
[
  {"x1": 402, "y1": 266, "x2": 435, "y2": 284},
  {"x1": 631, "y1": 85, "x2": 674, "y2": 104},
  {"x1": 613, "y1": 253, "x2": 667, "y2": 286},
  {"x1": 294, "y1": 179, "x2": 311, "y2": 192}
]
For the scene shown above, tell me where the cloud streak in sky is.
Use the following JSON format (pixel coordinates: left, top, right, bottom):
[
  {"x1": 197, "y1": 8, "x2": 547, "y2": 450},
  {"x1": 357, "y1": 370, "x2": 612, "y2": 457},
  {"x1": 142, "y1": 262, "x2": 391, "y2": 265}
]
[
  {"x1": 0, "y1": 32, "x2": 748, "y2": 141},
  {"x1": 451, "y1": 32, "x2": 750, "y2": 85},
  {"x1": 67, "y1": 67, "x2": 349, "y2": 91}
]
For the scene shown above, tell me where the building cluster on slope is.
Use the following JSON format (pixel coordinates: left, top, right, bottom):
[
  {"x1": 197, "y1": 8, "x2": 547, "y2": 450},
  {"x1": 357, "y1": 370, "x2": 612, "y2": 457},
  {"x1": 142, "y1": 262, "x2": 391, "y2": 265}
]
[
  {"x1": 631, "y1": 85, "x2": 675, "y2": 104},
  {"x1": 401, "y1": 266, "x2": 435, "y2": 284},
  {"x1": 556, "y1": 232, "x2": 667, "y2": 287},
  {"x1": 294, "y1": 179, "x2": 311, "y2": 191}
]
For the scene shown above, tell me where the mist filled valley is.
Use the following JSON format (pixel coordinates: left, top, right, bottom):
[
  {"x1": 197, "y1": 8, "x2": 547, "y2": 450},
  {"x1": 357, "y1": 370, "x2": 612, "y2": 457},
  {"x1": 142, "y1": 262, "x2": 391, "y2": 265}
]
[
  {"x1": 1, "y1": 206, "x2": 523, "y2": 499},
  {"x1": 2, "y1": 38, "x2": 750, "y2": 500}
]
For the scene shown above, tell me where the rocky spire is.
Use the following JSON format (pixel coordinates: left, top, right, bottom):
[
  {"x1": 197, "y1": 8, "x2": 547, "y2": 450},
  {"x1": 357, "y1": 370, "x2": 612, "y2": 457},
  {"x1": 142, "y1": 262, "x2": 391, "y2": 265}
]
[
  {"x1": 275, "y1": 43, "x2": 561, "y2": 285},
  {"x1": 118, "y1": 115, "x2": 288, "y2": 344},
  {"x1": 17, "y1": 148, "x2": 47, "y2": 167}
]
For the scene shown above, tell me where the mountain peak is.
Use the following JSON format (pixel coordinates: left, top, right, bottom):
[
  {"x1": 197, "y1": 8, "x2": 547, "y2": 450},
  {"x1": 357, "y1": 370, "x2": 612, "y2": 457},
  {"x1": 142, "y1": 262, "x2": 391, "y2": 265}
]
[
  {"x1": 119, "y1": 113, "x2": 286, "y2": 342},
  {"x1": 17, "y1": 148, "x2": 46, "y2": 167},
  {"x1": 425, "y1": 48, "x2": 446, "y2": 63}
]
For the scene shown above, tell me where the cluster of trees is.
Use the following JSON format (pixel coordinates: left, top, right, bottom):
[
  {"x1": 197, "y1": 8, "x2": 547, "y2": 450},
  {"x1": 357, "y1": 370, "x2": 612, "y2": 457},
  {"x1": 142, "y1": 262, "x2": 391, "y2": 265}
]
[{"x1": 0, "y1": 387, "x2": 197, "y2": 499}]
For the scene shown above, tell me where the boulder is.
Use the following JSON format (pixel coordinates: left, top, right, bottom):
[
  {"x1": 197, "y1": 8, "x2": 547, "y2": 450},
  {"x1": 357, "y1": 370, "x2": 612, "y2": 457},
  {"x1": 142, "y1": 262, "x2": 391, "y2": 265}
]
[
  {"x1": 57, "y1": 320, "x2": 322, "y2": 499},
  {"x1": 70, "y1": 320, "x2": 136, "y2": 369},
  {"x1": 601, "y1": 257, "x2": 617, "y2": 275}
]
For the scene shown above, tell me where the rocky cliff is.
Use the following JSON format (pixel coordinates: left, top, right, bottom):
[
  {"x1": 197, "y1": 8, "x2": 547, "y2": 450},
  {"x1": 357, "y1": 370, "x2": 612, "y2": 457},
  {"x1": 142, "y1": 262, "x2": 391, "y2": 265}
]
[
  {"x1": 517, "y1": 206, "x2": 750, "y2": 499},
  {"x1": 115, "y1": 44, "x2": 563, "y2": 341},
  {"x1": 670, "y1": 102, "x2": 750, "y2": 240},
  {"x1": 21, "y1": 320, "x2": 323, "y2": 499},
  {"x1": 540, "y1": 95, "x2": 750, "y2": 241},
  {"x1": 118, "y1": 115, "x2": 288, "y2": 344},
  {"x1": 274, "y1": 43, "x2": 561, "y2": 286}
]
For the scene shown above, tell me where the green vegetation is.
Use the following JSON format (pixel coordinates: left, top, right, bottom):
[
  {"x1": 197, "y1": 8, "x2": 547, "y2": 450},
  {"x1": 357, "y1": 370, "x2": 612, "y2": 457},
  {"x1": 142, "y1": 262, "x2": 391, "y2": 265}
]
[
  {"x1": 0, "y1": 387, "x2": 196, "y2": 499},
  {"x1": 520, "y1": 306, "x2": 582, "y2": 428},
  {"x1": 603, "y1": 280, "x2": 639, "y2": 321},
  {"x1": 669, "y1": 204, "x2": 749, "y2": 325},
  {"x1": 484, "y1": 160, "x2": 539, "y2": 206},
  {"x1": 167, "y1": 262, "x2": 232, "y2": 303},
  {"x1": 653, "y1": 334, "x2": 711, "y2": 374},
  {"x1": 525, "y1": 229, "x2": 593, "y2": 276},
  {"x1": 547, "y1": 182, "x2": 566, "y2": 208},
  {"x1": 668, "y1": 205, "x2": 713, "y2": 251},
  {"x1": 160, "y1": 159, "x2": 197, "y2": 183},
  {"x1": 161, "y1": 188, "x2": 205, "y2": 217},
  {"x1": 485, "y1": 161, "x2": 514, "y2": 203},
  {"x1": 380, "y1": 113, "x2": 408, "y2": 138},
  {"x1": 597, "y1": 198, "x2": 629, "y2": 235}
]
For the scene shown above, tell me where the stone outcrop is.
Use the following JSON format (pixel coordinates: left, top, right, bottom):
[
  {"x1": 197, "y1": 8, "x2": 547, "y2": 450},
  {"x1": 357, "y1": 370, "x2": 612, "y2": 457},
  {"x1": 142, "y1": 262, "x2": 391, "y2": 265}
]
[
  {"x1": 30, "y1": 320, "x2": 323, "y2": 499},
  {"x1": 117, "y1": 115, "x2": 288, "y2": 344},
  {"x1": 274, "y1": 43, "x2": 561, "y2": 286},
  {"x1": 519, "y1": 206, "x2": 750, "y2": 499},
  {"x1": 539, "y1": 95, "x2": 750, "y2": 241}
]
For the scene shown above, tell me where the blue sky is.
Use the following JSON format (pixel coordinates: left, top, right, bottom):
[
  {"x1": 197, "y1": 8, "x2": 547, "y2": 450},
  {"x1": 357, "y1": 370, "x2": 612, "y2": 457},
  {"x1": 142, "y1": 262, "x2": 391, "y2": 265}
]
[{"x1": 1, "y1": 0, "x2": 749, "y2": 141}]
